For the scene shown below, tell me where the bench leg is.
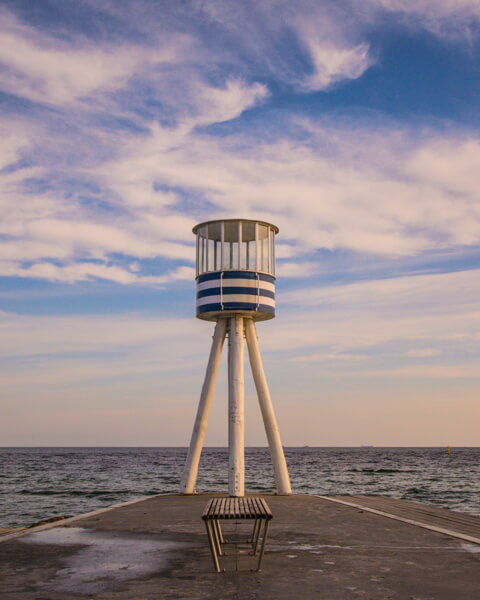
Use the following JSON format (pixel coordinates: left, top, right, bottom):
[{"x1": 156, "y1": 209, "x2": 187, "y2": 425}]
[
  {"x1": 212, "y1": 518, "x2": 223, "y2": 556},
  {"x1": 205, "y1": 520, "x2": 221, "y2": 572},
  {"x1": 249, "y1": 518, "x2": 260, "y2": 544},
  {"x1": 215, "y1": 518, "x2": 224, "y2": 544},
  {"x1": 255, "y1": 520, "x2": 271, "y2": 572},
  {"x1": 252, "y1": 518, "x2": 263, "y2": 555}
]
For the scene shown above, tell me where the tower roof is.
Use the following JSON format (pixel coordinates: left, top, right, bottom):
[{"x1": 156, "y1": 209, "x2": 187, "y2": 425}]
[{"x1": 193, "y1": 218, "x2": 279, "y2": 235}]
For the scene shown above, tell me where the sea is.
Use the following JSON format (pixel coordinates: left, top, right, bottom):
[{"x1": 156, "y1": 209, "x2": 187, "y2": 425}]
[{"x1": 1, "y1": 447, "x2": 479, "y2": 528}]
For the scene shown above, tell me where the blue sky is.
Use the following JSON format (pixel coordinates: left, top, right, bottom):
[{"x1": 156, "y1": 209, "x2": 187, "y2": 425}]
[{"x1": 1, "y1": 0, "x2": 479, "y2": 446}]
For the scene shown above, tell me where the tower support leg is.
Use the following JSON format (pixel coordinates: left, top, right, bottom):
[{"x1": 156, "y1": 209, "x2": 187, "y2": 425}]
[
  {"x1": 228, "y1": 315, "x2": 245, "y2": 496},
  {"x1": 245, "y1": 318, "x2": 291, "y2": 495},
  {"x1": 180, "y1": 318, "x2": 227, "y2": 494}
]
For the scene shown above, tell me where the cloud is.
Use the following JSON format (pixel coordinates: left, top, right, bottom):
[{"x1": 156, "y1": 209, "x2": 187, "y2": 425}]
[
  {"x1": 281, "y1": 268, "x2": 480, "y2": 315},
  {"x1": 276, "y1": 261, "x2": 319, "y2": 278},
  {"x1": 191, "y1": 0, "x2": 374, "y2": 91},
  {"x1": 189, "y1": 79, "x2": 269, "y2": 126},
  {"x1": 3, "y1": 0, "x2": 477, "y2": 116},
  {"x1": 257, "y1": 268, "x2": 480, "y2": 367},
  {"x1": 3, "y1": 115, "x2": 480, "y2": 283},
  {"x1": 0, "y1": 121, "x2": 31, "y2": 169},
  {"x1": 99, "y1": 124, "x2": 480, "y2": 260},
  {"x1": 0, "y1": 1, "x2": 369, "y2": 116},
  {"x1": 0, "y1": 10, "x2": 177, "y2": 105},
  {"x1": 0, "y1": 3, "x2": 479, "y2": 287},
  {"x1": 1, "y1": 261, "x2": 194, "y2": 285},
  {"x1": 304, "y1": 41, "x2": 371, "y2": 90},
  {"x1": 372, "y1": 0, "x2": 480, "y2": 22},
  {"x1": 0, "y1": 259, "x2": 195, "y2": 285},
  {"x1": 0, "y1": 312, "x2": 189, "y2": 357},
  {"x1": 343, "y1": 364, "x2": 480, "y2": 378},
  {"x1": 25, "y1": 218, "x2": 194, "y2": 260},
  {"x1": 293, "y1": 352, "x2": 367, "y2": 362},
  {"x1": 406, "y1": 348, "x2": 443, "y2": 358},
  {"x1": 1, "y1": 267, "x2": 478, "y2": 388},
  {"x1": 349, "y1": 0, "x2": 480, "y2": 48},
  {"x1": 0, "y1": 312, "x2": 208, "y2": 388}
]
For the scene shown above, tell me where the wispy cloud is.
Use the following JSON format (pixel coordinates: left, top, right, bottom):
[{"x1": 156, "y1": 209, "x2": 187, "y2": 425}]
[
  {"x1": 1, "y1": 261, "x2": 195, "y2": 285},
  {"x1": 343, "y1": 364, "x2": 480, "y2": 378},
  {"x1": 96, "y1": 123, "x2": 480, "y2": 260},
  {"x1": 406, "y1": 348, "x2": 443, "y2": 358},
  {"x1": 293, "y1": 352, "x2": 367, "y2": 362},
  {"x1": 2, "y1": 114, "x2": 480, "y2": 283},
  {"x1": 1, "y1": 1, "x2": 478, "y2": 285},
  {"x1": 0, "y1": 10, "x2": 179, "y2": 105},
  {"x1": 304, "y1": 41, "x2": 371, "y2": 90},
  {"x1": 264, "y1": 268, "x2": 480, "y2": 367},
  {"x1": 369, "y1": 0, "x2": 480, "y2": 37},
  {"x1": 2, "y1": 267, "x2": 478, "y2": 373}
]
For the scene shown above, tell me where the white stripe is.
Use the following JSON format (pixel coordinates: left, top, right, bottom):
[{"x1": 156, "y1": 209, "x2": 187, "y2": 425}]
[
  {"x1": 197, "y1": 279, "x2": 275, "y2": 293},
  {"x1": 197, "y1": 294, "x2": 275, "y2": 307}
]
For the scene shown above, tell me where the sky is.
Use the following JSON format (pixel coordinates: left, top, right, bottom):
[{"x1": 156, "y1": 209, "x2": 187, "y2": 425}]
[{"x1": 1, "y1": 0, "x2": 479, "y2": 447}]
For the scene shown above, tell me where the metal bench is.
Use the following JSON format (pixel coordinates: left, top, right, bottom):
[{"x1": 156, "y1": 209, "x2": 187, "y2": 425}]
[{"x1": 202, "y1": 497, "x2": 273, "y2": 572}]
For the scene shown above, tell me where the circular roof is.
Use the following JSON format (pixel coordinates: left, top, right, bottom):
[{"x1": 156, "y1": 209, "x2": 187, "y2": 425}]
[{"x1": 192, "y1": 218, "x2": 279, "y2": 235}]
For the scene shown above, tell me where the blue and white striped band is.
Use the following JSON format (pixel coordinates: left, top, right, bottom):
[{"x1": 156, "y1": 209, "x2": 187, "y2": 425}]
[{"x1": 196, "y1": 271, "x2": 276, "y2": 320}]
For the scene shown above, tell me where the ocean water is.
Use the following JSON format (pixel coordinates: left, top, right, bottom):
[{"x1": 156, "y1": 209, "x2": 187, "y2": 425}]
[{"x1": 0, "y1": 447, "x2": 479, "y2": 528}]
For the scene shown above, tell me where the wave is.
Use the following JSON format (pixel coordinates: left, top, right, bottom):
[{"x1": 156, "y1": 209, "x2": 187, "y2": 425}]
[{"x1": 17, "y1": 489, "x2": 136, "y2": 497}]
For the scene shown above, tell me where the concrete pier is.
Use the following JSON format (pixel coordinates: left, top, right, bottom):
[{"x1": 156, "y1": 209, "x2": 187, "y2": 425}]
[{"x1": 1, "y1": 494, "x2": 479, "y2": 599}]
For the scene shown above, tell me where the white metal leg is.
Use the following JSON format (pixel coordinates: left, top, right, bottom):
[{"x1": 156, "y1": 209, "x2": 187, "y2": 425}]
[
  {"x1": 245, "y1": 318, "x2": 291, "y2": 495},
  {"x1": 228, "y1": 315, "x2": 245, "y2": 497},
  {"x1": 180, "y1": 319, "x2": 227, "y2": 494}
]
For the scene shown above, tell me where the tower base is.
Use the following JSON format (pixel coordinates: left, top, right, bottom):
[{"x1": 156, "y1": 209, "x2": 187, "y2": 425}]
[{"x1": 180, "y1": 316, "x2": 291, "y2": 496}]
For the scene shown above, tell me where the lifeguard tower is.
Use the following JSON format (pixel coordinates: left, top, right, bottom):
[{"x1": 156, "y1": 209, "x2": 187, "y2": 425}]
[{"x1": 180, "y1": 219, "x2": 291, "y2": 497}]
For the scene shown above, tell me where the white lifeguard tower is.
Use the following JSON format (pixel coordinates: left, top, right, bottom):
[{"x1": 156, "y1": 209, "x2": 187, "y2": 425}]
[{"x1": 180, "y1": 219, "x2": 291, "y2": 497}]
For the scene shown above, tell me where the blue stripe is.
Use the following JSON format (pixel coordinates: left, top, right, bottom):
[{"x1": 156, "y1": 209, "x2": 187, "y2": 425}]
[
  {"x1": 197, "y1": 302, "x2": 275, "y2": 315},
  {"x1": 197, "y1": 272, "x2": 223, "y2": 282},
  {"x1": 197, "y1": 287, "x2": 275, "y2": 299},
  {"x1": 197, "y1": 302, "x2": 254, "y2": 313},
  {"x1": 257, "y1": 304, "x2": 275, "y2": 315},
  {"x1": 197, "y1": 271, "x2": 275, "y2": 284},
  {"x1": 257, "y1": 273, "x2": 275, "y2": 283},
  {"x1": 223, "y1": 271, "x2": 258, "y2": 280}
]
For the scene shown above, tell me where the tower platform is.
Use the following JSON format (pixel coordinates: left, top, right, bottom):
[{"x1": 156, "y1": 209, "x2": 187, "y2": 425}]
[{"x1": 1, "y1": 494, "x2": 479, "y2": 599}]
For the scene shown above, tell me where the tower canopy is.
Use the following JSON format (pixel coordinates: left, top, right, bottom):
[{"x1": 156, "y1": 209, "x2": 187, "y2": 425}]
[
  {"x1": 193, "y1": 219, "x2": 279, "y2": 321},
  {"x1": 193, "y1": 219, "x2": 278, "y2": 277}
]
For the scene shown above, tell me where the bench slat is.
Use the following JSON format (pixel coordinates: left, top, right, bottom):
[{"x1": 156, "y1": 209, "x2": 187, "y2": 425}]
[
  {"x1": 211, "y1": 498, "x2": 220, "y2": 518},
  {"x1": 202, "y1": 498, "x2": 214, "y2": 518},
  {"x1": 252, "y1": 497, "x2": 262, "y2": 517},
  {"x1": 203, "y1": 496, "x2": 272, "y2": 520},
  {"x1": 259, "y1": 497, "x2": 273, "y2": 518},
  {"x1": 219, "y1": 496, "x2": 226, "y2": 518}
]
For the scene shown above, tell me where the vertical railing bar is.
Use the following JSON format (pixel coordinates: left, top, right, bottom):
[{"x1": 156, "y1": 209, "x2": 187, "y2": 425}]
[
  {"x1": 196, "y1": 232, "x2": 199, "y2": 277},
  {"x1": 267, "y1": 227, "x2": 271, "y2": 274},
  {"x1": 220, "y1": 222, "x2": 224, "y2": 271},
  {"x1": 238, "y1": 221, "x2": 242, "y2": 270},
  {"x1": 255, "y1": 223, "x2": 259, "y2": 272},
  {"x1": 272, "y1": 228, "x2": 275, "y2": 277},
  {"x1": 261, "y1": 228, "x2": 265, "y2": 272},
  {"x1": 205, "y1": 224, "x2": 209, "y2": 272}
]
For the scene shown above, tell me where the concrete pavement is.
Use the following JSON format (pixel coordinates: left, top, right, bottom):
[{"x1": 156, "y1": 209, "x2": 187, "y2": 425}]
[{"x1": 1, "y1": 494, "x2": 479, "y2": 599}]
